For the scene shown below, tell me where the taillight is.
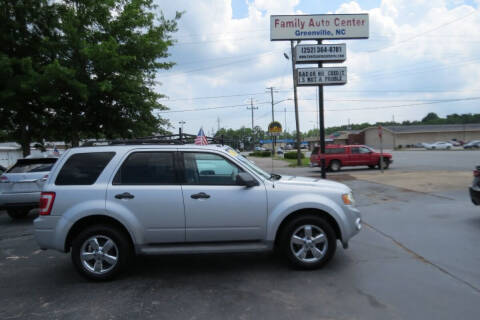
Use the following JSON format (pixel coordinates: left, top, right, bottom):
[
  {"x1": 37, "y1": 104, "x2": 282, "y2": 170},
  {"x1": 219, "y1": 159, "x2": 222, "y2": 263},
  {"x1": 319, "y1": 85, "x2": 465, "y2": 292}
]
[
  {"x1": 474, "y1": 170, "x2": 480, "y2": 177},
  {"x1": 0, "y1": 175, "x2": 8, "y2": 183},
  {"x1": 39, "y1": 192, "x2": 56, "y2": 216}
]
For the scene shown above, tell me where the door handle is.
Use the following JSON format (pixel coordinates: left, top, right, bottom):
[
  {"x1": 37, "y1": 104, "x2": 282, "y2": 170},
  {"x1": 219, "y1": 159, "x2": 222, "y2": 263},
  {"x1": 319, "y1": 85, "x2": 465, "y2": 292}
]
[
  {"x1": 190, "y1": 192, "x2": 210, "y2": 199},
  {"x1": 115, "y1": 192, "x2": 135, "y2": 199}
]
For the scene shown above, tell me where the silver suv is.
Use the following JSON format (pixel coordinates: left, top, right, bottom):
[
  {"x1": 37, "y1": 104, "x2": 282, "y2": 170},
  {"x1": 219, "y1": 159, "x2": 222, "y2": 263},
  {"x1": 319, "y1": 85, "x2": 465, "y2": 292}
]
[
  {"x1": 1, "y1": 157, "x2": 57, "y2": 219},
  {"x1": 34, "y1": 143, "x2": 361, "y2": 280}
]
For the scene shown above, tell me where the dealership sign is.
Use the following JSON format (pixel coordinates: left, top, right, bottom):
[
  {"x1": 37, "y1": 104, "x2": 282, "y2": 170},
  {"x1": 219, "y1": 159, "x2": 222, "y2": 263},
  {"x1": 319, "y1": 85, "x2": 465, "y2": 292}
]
[
  {"x1": 270, "y1": 14, "x2": 369, "y2": 40},
  {"x1": 297, "y1": 67, "x2": 347, "y2": 86},
  {"x1": 296, "y1": 44, "x2": 346, "y2": 63}
]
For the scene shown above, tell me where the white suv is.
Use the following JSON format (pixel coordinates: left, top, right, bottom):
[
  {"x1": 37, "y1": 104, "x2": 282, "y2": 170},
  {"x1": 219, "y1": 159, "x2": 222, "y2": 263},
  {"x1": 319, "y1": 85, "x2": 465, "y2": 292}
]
[{"x1": 34, "y1": 142, "x2": 361, "y2": 280}]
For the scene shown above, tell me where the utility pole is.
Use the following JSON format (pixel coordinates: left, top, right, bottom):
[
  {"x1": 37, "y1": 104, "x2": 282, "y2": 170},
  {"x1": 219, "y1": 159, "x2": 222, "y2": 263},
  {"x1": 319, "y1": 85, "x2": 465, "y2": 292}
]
[
  {"x1": 290, "y1": 40, "x2": 302, "y2": 166},
  {"x1": 318, "y1": 39, "x2": 326, "y2": 179},
  {"x1": 266, "y1": 86, "x2": 279, "y2": 154},
  {"x1": 247, "y1": 98, "x2": 258, "y2": 150}
]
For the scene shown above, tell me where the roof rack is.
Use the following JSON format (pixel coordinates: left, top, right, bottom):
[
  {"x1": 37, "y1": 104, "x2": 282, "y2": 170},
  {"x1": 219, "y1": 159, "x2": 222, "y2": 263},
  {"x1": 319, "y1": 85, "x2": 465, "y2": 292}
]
[{"x1": 81, "y1": 132, "x2": 229, "y2": 147}]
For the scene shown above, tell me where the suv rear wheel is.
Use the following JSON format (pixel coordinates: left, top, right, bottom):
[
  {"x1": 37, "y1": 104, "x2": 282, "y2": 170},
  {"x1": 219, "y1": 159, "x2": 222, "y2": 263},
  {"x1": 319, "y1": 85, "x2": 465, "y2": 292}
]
[
  {"x1": 7, "y1": 208, "x2": 30, "y2": 219},
  {"x1": 71, "y1": 225, "x2": 132, "y2": 281},
  {"x1": 280, "y1": 215, "x2": 336, "y2": 269}
]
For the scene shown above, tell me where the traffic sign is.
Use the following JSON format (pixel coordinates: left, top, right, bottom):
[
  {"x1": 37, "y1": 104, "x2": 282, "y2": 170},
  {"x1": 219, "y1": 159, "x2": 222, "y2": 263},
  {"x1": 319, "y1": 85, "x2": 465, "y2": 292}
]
[
  {"x1": 270, "y1": 14, "x2": 369, "y2": 41},
  {"x1": 296, "y1": 44, "x2": 346, "y2": 63},
  {"x1": 296, "y1": 67, "x2": 347, "y2": 86}
]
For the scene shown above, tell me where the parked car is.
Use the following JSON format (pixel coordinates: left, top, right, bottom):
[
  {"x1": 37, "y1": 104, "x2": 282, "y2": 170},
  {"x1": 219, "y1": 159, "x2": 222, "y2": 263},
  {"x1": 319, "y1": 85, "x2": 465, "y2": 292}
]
[
  {"x1": 449, "y1": 140, "x2": 462, "y2": 146},
  {"x1": 464, "y1": 140, "x2": 480, "y2": 149},
  {"x1": 34, "y1": 143, "x2": 361, "y2": 280},
  {"x1": 0, "y1": 157, "x2": 57, "y2": 219},
  {"x1": 276, "y1": 147, "x2": 284, "y2": 155},
  {"x1": 310, "y1": 145, "x2": 393, "y2": 172},
  {"x1": 255, "y1": 146, "x2": 266, "y2": 151},
  {"x1": 424, "y1": 141, "x2": 453, "y2": 150},
  {"x1": 469, "y1": 166, "x2": 480, "y2": 205}
]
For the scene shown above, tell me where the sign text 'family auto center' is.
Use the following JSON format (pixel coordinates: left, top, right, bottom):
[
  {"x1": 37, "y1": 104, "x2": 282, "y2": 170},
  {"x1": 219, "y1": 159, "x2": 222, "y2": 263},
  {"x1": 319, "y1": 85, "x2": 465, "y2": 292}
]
[{"x1": 270, "y1": 14, "x2": 369, "y2": 40}]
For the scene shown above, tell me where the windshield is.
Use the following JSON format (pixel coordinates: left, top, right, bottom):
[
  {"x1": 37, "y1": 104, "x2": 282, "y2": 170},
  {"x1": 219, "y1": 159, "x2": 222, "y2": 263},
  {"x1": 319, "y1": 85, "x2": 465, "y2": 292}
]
[
  {"x1": 225, "y1": 147, "x2": 271, "y2": 180},
  {"x1": 7, "y1": 159, "x2": 57, "y2": 173}
]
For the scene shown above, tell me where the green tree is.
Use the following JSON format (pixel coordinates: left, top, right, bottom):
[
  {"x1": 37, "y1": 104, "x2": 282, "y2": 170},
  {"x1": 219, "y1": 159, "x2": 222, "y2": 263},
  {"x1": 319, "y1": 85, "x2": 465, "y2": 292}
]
[
  {"x1": 0, "y1": 0, "x2": 180, "y2": 153},
  {"x1": 422, "y1": 112, "x2": 440, "y2": 123},
  {"x1": 45, "y1": 0, "x2": 180, "y2": 146},
  {"x1": 0, "y1": 0, "x2": 58, "y2": 156}
]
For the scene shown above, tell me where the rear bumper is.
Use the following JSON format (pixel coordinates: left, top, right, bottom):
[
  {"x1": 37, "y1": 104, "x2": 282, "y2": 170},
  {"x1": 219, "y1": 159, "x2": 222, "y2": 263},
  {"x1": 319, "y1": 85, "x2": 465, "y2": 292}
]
[
  {"x1": 34, "y1": 215, "x2": 64, "y2": 251},
  {"x1": 0, "y1": 192, "x2": 40, "y2": 210},
  {"x1": 470, "y1": 187, "x2": 480, "y2": 205}
]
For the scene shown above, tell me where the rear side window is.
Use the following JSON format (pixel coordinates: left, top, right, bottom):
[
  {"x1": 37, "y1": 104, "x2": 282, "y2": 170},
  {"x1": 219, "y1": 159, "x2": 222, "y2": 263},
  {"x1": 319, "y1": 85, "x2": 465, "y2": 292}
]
[
  {"x1": 325, "y1": 148, "x2": 345, "y2": 154},
  {"x1": 113, "y1": 152, "x2": 177, "y2": 185},
  {"x1": 55, "y1": 152, "x2": 115, "y2": 185},
  {"x1": 8, "y1": 159, "x2": 57, "y2": 173}
]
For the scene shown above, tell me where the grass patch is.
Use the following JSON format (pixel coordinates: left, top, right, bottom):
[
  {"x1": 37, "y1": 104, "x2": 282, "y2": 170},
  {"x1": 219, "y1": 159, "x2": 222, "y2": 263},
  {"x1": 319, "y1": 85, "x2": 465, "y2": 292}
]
[{"x1": 283, "y1": 157, "x2": 311, "y2": 167}]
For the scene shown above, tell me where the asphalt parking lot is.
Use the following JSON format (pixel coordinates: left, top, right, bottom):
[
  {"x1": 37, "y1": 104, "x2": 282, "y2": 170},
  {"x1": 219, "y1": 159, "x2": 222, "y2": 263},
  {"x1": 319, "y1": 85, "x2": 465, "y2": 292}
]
[{"x1": 1, "y1": 151, "x2": 479, "y2": 319}]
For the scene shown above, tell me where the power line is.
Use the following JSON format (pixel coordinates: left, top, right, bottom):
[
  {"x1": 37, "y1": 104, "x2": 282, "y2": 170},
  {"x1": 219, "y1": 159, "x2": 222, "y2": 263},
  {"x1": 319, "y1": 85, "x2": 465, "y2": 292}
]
[
  {"x1": 366, "y1": 10, "x2": 476, "y2": 53},
  {"x1": 159, "y1": 91, "x2": 267, "y2": 102},
  {"x1": 157, "y1": 51, "x2": 277, "y2": 78},
  {"x1": 276, "y1": 96, "x2": 480, "y2": 113},
  {"x1": 156, "y1": 101, "x2": 269, "y2": 113}
]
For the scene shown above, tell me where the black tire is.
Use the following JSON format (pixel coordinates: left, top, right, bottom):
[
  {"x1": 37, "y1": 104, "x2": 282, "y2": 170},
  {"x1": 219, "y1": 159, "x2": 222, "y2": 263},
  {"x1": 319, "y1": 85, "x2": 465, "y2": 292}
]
[
  {"x1": 379, "y1": 159, "x2": 390, "y2": 170},
  {"x1": 7, "y1": 208, "x2": 30, "y2": 219},
  {"x1": 329, "y1": 160, "x2": 341, "y2": 172},
  {"x1": 368, "y1": 165, "x2": 375, "y2": 169},
  {"x1": 71, "y1": 224, "x2": 132, "y2": 281},
  {"x1": 279, "y1": 215, "x2": 336, "y2": 270}
]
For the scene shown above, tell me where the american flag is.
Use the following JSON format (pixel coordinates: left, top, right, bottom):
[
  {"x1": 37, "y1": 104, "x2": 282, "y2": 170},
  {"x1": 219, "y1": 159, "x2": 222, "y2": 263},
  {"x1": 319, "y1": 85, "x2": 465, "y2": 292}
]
[{"x1": 194, "y1": 128, "x2": 208, "y2": 145}]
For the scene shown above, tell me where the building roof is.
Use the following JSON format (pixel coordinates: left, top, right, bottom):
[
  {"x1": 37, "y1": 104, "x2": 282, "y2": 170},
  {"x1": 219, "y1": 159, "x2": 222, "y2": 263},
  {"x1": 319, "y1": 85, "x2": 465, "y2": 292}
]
[{"x1": 369, "y1": 124, "x2": 480, "y2": 134}]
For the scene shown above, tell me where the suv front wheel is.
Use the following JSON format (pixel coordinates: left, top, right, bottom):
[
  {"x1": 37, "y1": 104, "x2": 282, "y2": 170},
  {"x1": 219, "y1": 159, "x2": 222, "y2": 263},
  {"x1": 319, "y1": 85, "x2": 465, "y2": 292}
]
[
  {"x1": 71, "y1": 225, "x2": 132, "y2": 281},
  {"x1": 280, "y1": 215, "x2": 336, "y2": 269}
]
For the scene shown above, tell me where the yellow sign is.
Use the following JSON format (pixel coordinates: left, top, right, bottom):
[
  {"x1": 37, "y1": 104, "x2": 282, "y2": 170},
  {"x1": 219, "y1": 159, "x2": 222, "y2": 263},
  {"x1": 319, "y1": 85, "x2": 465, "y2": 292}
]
[{"x1": 268, "y1": 121, "x2": 283, "y2": 135}]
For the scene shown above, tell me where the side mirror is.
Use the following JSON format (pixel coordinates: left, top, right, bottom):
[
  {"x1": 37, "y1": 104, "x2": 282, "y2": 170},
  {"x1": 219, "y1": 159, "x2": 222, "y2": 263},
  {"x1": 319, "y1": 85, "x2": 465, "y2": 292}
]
[{"x1": 236, "y1": 172, "x2": 259, "y2": 188}]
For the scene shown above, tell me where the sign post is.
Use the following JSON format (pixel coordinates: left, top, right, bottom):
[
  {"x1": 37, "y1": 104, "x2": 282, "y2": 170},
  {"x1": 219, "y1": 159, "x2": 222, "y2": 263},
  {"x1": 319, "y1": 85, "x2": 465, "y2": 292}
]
[
  {"x1": 268, "y1": 121, "x2": 283, "y2": 172},
  {"x1": 270, "y1": 13, "x2": 369, "y2": 179},
  {"x1": 378, "y1": 126, "x2": 384, "y2": 173}
]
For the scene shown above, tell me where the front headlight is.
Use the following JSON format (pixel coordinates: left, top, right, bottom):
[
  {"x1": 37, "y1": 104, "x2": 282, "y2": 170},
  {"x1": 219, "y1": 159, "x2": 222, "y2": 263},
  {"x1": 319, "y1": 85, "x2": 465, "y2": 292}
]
[{"x1": 342, "y1": 192, "x2": 355, "y2": 205}]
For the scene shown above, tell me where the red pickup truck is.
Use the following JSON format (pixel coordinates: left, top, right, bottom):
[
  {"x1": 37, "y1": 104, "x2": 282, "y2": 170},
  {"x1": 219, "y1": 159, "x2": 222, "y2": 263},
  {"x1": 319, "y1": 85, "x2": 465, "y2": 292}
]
[{"x1": 310, "y1": 145, "x2": 393, "y2": 171}]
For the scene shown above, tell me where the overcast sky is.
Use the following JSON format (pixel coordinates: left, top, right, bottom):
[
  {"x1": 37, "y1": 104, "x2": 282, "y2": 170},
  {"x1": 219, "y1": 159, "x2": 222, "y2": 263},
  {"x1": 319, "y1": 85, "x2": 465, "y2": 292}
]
[{"x1": 155, "y1": 0, "x2": 480, "y2": 136}]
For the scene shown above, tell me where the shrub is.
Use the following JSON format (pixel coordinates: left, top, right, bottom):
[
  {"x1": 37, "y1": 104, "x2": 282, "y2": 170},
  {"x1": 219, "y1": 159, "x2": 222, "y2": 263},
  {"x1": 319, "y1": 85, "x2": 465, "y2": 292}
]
[
  {"x1": 284, "y1": 151, "x2": 305, "y2": 159},
  {"x1": 249, "y1": 151, "x2": 271, "y2": 157}
]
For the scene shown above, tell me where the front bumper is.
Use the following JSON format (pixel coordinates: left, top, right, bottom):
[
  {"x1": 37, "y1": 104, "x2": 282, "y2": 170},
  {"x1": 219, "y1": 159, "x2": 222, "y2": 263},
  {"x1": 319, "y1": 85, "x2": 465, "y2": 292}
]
[
  {"x1": 0, "y1": 192, "x2": 40, "y2": 210},
  {"x1": 341, "y1": 205, "x2": 362, "y2": 249},
  {"x1": 470, "y1": 187, "x2": 480, "y2": 205}
]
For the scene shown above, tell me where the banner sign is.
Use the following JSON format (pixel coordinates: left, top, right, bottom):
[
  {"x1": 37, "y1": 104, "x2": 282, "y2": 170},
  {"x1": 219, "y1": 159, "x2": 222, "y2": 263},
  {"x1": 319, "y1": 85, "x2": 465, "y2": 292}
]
[
  {"x1": 296, "y1": 44, "x2": 346, "y2": 63},
  {"x1": 297, "y1": 67, "x2": 347, "y2": 86},
  {"x1": 270, "y1": 14, "x2": 369, "y2": 41}
]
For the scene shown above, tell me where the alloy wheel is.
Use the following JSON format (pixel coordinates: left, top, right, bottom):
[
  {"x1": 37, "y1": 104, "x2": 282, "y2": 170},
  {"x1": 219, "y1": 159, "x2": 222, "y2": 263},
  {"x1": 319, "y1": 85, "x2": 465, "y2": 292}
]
[
  {"x1": 290, "y1": 224, "x2": 328, "y2": 263},
  {"x1": 80, "y1": 235, "x2": 119, "y2": 275}
]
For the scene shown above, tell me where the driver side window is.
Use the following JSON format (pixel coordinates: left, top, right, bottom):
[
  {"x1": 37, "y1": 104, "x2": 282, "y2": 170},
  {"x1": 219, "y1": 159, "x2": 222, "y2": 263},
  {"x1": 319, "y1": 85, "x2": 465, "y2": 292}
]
[{"x1": 183, "y1": 152, "x2": 243, "y2": 185}]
